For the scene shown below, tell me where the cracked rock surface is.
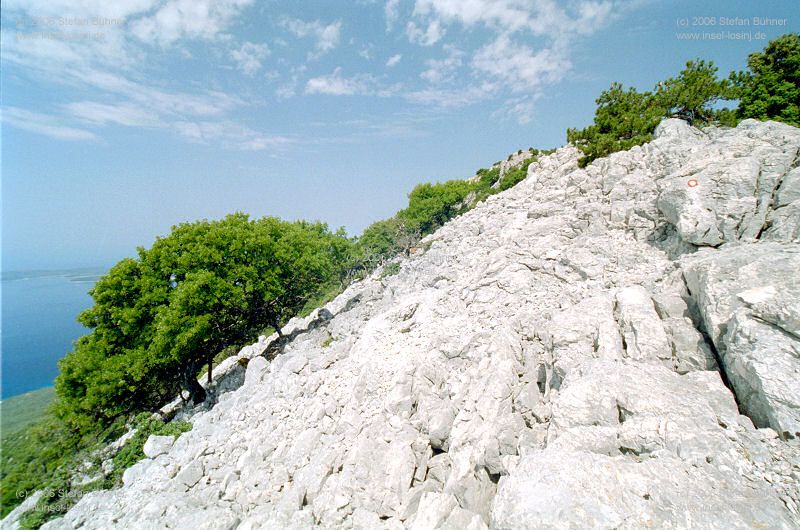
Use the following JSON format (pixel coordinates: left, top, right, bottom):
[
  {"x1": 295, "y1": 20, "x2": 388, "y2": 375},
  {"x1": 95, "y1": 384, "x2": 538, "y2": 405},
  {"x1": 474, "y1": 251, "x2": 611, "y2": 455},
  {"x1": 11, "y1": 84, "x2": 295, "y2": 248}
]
[{"x1": 40, "y1": 119, "x2": 800, "y2": 529}]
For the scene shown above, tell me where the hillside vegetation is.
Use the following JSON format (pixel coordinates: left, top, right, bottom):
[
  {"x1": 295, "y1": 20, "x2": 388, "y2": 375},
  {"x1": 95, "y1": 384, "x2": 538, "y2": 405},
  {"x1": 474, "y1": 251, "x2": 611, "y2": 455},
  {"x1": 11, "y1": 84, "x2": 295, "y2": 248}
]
[
  {"x1": 0, "y1": 388, "x2": 55, "y2": 438},
  {"x1": 1, "y1": 33, "x2": 797, "y2": 528},
  {"x1": 568, "y1": 33, "x2": 799, "y2": 167}
]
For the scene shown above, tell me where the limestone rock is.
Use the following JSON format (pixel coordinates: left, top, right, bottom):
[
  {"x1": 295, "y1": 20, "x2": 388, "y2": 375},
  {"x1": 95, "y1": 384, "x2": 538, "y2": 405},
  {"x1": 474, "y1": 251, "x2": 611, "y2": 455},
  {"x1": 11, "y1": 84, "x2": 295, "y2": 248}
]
[
  {"x1": 142, "y1": 435, "x2": 175, "y2": 459},
  {"x1": 33, "y1": 119, "x2": 800, "y2": 529},
  {"x1": 682, "y1": 243, "x2": 800, "y2": 437}
]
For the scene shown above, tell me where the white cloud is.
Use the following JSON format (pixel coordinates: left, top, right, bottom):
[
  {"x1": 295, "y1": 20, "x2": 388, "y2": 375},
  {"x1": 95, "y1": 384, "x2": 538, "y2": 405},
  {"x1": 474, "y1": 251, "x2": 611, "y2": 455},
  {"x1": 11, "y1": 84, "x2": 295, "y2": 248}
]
[
  {"x1": 386, "y1": 54, "x2": 402, "y2": 67},
  {"x1": 410, "y1": 0, "x2": 617, "y2": 39},
  {"x1": 385, "y1": 0, "x2": 401, "y2": 29},
  {"x1": 65, "y1": 101, "x2": 160, "y2": 127},
  {"x1": 2, "y1": 0, "x2": 156, "y2": 19},
  {"x1": 405, "y1": 19, "x2": 444, "y2": 46},
  {"x1": 231, "y1": 41, "x2": 270, "y2": 75},
  {"x1": 1, "y1": 107, "x2": 96, "y2": 141},
  {"x1": 305, "y1": 68, "x2": 369, "y2": 96},
  {"x1": 472, "y1": 35, "x2": 570, "y2": 91},
  {"x1": 406, "y1": 83, "x2": 495, "y2": 108},
  {"x1": 359, "y1": 44, "x2": 376, "y2": 60},
  {"x1": 173, "y1": 120, "x2": 293, "y2": 150},
  {"x1": 274, "y1": 65, "x2": 307, "y2": 99},
  {"x1": 420, "y1": 45, "x2": 463, "y2": 83},
  {"x1": 280, "y1": 17, "x2": 342, "y2": 59},
  {"x1": 1, "y1": 0, "x2": 289, "y2": 151},
  {"x1": 305, "y1": 68, "x2": 395, "y2": 97},
  {"x1": 131, "y1": 0, "x2": 254, "y2": 46},
  {"x1": 412, "y1": 0, "x2": 532, "y2": 32},
  {"x1": 491, "y1": 94, "x2": 541, "y2": 124},
  {"x1": 402, "y1": 0, "x2": 628, "y2": 119},
  {"x1": 73, "y1": 69, "x2": 242, "y2": 117}
]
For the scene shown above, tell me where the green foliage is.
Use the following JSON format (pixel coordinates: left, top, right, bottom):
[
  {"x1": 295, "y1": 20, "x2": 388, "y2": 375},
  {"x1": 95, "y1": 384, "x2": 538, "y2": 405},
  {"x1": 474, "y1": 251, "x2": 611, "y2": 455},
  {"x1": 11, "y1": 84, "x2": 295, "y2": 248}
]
[
  {"x1": 656, "y1": 59, "x2": 732, "y2": 125},
  {"x1": 733, "y1": 33, "x2": 800, "y2": 126},
  {"x1": 569, "y1": 34, "x2": 798, "y2": 167},
  {"x1": 2, "y1": 409, "x2": 190, "y2": 528},
  {"x1": 0, "y1": 388, "x2": 55, "y2": 437},
  {"x1": 379, "y1": 262, "x2": 401, "y2": 279},
  {"x1": 475, "y1": 167, "x2": 501, "y2": 194},
  {"x1": 398, "y1": 180, "x2": 475, "y2": 235},
  {"x1": 1, "y1": 408, "x2": 124, "y2": 523},
  {"x1": 350, "y1": 155, "x2": 540, "y2": 277},
  {"x1": 356, "y1": 217, "x2": 410, "y2": 268},
  {"x1": 106, "y1": 414, "x2": 191, "y2": 486},
  {"x1": 496, "y1": 156, "x2": 538, "y2": 192},
  {"x1": 56, "y1": 213, "x2": 353, "y2": 428},
  {"x1": 567, "y1": 83, "x2": 666, "y2": 167},
  {"x1": 568, "y1": 60, "x2": 733, "y2": 167}
]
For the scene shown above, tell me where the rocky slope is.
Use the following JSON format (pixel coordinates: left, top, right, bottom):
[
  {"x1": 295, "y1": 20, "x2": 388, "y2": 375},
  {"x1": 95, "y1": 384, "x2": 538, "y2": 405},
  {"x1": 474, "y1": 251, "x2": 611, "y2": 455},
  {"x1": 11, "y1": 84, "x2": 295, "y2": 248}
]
[{"x1": 42, "y1": 119, "x2": 800, "y2": 529}]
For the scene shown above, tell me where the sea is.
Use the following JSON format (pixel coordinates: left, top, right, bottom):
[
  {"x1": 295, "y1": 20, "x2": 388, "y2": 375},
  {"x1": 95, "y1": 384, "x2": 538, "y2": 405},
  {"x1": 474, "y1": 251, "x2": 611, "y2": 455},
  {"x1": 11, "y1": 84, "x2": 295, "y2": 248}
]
[{"x1": 1, "y1": 268, "x2": 105, "y2": 399}]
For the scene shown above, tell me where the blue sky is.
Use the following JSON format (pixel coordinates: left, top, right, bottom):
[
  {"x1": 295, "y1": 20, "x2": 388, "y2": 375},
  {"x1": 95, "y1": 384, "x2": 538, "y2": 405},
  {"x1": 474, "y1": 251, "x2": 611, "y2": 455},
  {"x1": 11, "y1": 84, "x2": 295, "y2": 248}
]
[{"x1": 1, "y1": 0, "x2": 796, "y2": 270}]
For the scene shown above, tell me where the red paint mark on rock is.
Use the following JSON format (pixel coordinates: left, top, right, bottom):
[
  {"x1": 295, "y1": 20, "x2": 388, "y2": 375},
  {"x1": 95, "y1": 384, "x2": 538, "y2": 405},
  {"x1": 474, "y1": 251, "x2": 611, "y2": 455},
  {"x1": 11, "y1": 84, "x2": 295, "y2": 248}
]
[{"x1": 687, "y1": 179, "x2": 699, "y2": 188}]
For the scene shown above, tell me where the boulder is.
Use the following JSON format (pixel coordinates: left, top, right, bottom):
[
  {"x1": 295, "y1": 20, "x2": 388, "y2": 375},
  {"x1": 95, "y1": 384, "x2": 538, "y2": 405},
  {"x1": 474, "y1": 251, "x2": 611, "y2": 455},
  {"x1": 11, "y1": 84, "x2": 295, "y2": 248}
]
[{"x1": 142, "y1": 435, "x2": 175, "y2": 459}]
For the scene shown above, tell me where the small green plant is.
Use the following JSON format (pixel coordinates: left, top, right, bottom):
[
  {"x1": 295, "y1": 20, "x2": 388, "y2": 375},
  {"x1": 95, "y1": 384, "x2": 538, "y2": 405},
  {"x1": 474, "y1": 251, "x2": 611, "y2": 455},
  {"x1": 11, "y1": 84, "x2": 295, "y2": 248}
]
[
  {"x1": 107, "y1": 413, "x2": 192, "y2": 486},
  {"x1": 321, "y1": 334, "x2": 334, "y2": 348},
  {"x1": 380, "y1": 262, "x2": 401, "y2": 279},
  {"x1": 14, "y1": 414, "x2": 191, "y2": 528}
]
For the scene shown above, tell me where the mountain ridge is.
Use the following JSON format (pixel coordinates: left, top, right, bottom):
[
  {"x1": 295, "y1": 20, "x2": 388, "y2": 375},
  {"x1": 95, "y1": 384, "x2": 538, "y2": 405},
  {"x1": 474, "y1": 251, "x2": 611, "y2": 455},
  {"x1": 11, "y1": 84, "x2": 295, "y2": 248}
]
[{"x1": 10, "y1": 117, "x2": 800, "y2": 529}]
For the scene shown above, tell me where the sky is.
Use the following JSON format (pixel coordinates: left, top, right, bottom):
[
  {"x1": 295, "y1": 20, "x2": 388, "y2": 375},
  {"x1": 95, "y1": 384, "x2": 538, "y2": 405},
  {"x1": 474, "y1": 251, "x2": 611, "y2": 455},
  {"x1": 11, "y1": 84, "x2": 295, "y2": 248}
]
[{"x1": 1, "y1": 0, "x2": 796, "y2": 271}]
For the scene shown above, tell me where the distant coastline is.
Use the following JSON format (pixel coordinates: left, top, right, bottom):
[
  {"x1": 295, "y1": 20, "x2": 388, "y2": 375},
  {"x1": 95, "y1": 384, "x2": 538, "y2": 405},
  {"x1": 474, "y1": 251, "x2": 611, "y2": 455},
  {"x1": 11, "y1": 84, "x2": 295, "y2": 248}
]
[
  {"x1": 1, "y1": 267, "x2": 106, "y2": 399},
  {"x1": 2, "y1": 266, "x2": 107, "y2": 283}
]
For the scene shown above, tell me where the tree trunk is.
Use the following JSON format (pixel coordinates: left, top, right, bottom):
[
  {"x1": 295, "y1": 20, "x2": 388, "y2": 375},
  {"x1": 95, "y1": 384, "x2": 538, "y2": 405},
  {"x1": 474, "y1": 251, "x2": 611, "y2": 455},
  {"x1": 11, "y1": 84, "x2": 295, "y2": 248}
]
[
  {"x1": 271, "y1": 315, "x2": 283, "y2": 337},
  {"x1": 183, "y1": 360, "x2": 206, "y2": 405},
  {"x1": 207, "y1": 356, "x2": 213, "y2": 385}
]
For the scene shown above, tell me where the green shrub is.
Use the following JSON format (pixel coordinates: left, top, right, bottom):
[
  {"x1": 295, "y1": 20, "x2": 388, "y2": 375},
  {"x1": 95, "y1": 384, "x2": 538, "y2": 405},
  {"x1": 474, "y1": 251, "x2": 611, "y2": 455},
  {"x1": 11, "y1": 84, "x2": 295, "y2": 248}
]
[
  {"x1": 497, "y1": 157, "x2": 537, "y2": 192},
  {"x1": 398, "y1": 180, "x2": 474, "y2": 235},
  {"x1": 6, "y1": 412, "x2": 191, "y2": 529},
  {"x1": 106, "y1": 414, "x2": 192, "y2": 486},
  {"x1": 379, "y1": 262, "x2": 401, "y2": 279},
  {"x1": 568, "y1": 35, "x2": 797, "y2": 167}
]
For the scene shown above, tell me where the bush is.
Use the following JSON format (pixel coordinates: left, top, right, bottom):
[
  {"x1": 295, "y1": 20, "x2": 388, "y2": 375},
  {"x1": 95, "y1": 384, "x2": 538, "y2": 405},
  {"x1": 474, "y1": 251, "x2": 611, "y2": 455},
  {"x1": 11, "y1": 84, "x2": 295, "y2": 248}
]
[
  {"x1": 379, "y1": 262, "x2": 402, "y2": 279},
  {"x1": 497, "y1": 157, "x2": 537, "y2": 192},
  {"x1": 568, "y1": 60, "x2": 734, "y2": 167},
  {"x1": 398, "y1": 180, "x2": 475, "y2": 235},
  {"x1": 106, "y1": 414, "x2": 192, "y2": 486},
  {"x1": 4, "y1": 411, "x2": 191, "y2": 528}
]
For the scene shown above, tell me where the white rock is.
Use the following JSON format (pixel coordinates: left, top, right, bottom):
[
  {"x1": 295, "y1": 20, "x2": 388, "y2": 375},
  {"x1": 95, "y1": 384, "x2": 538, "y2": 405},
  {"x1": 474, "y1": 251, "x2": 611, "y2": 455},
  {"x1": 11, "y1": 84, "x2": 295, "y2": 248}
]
[
  {"x1": 33, "y1": 118, "x2": 800, "y2": 530},
  {"x1": 142, "y1": 435, "x2": 175, "y2": 459}
]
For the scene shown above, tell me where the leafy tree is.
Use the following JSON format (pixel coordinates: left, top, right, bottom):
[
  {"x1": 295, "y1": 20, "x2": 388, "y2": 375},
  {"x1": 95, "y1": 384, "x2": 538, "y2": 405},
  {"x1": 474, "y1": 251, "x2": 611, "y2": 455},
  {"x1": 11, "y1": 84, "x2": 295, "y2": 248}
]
[
  {"x1": 568, "y1": 59, "x2": 735, "y2": 166},
  {"x1": 56, "y1": 214, "x2": 352, "y2": 426},
  {"x1": 567, "y1": 83, "x2": 665, "y2": 167},
  {"x1": 733, "y1": 33, "x2": 800, "y2": 126},
  {"x1": 656, "y1": 59, "x2": 732, "y2": 125}
]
